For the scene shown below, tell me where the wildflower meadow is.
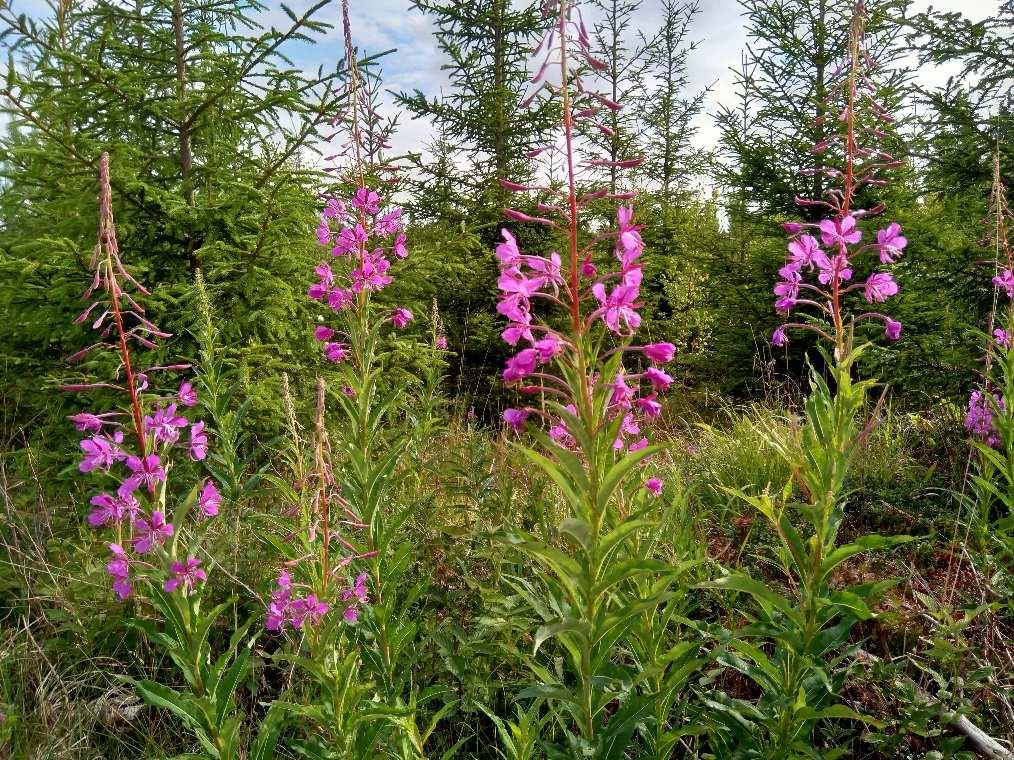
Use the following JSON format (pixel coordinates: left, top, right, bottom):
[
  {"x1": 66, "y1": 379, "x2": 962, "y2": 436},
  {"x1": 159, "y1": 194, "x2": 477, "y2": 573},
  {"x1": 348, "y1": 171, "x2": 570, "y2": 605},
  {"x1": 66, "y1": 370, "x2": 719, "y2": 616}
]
[{"x1": 1, "y1": 0, "x2": 1013, "y2": 757}]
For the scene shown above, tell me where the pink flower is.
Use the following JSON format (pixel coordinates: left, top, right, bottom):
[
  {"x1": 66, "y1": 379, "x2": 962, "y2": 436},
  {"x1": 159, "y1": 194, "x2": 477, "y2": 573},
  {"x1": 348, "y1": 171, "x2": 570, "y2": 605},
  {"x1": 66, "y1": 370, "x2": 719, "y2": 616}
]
[
  {"x1": 885, "y1": 318, "x2": 902, "y2": 341},
  {"x1": 124, "y1": 454, "x2": 166, "y2": 492},
  {"x1": 772, "y1": 326, "x2": 788, "y2": 347},
  {"x1": 773, "y1": 276, "x2": 800, "y2": 313},
  {"x1": 503, "y1": 408, "x2": 529, "y2": 431},
  {"x1": 164, "y1": 557, "x2": 206, "y2": 593},
  {"x1": 502, "y1": 322, "x2": 534, "y2": 346},
  {"x1": 340, "y1": 572, "x2": 369, "y2": 623},
  {"x1": 636, "y1": 395, "x2": 662, "y2": 418},
  {"x1": 351, "y1": 250, "x2": 393, "y2": 292},
  {"x1": 965, "y1": 390, "x2": 1003, "y2": 447},
  {"x1": 818, "y1": 215, "x2": 861, "y2": 247},
  {"x1": 352, "y1": 187, "x2": 380, "y2": 215},
  {"x1": 876, "y1": 223, "x2": 907, "y2": 264},
  {"x1": 644, "y1": 477, "x2": 663, "y2": 496},
  {"x1": 643, "y1": 367, "x2": 673, "y2": 391},
  {"x1": 323, "y1": 197, "x2": 345, "y2": 219},
  {"x1": 314, "y1": 325, "x2": 336, "y2": 342},
  {"x1": 503, "y1": 348, "x2": 538, "y2": 383},
  {"x1": 642, "y1": 343, "x2": 675, "y2": 364},
  {"x1": 591, "y1": 281, "x2": 641, "y2": 336},
  {"x1": 863, "y1": 272, "x2": 899, "y2": 303},
  {"x1": 332, "y1": 223, "x2": 368, "y2": 257},
  {"x1": 815, "y1": 251, "x2": 852, "y2": 285},
  {"x1": 549, "y1": 421, "x2": 575, "y2": 448},
  {"x1": 616, "y1": 205, "x2": 643, "y2": 265},
  {"x1": 534, "y1": 335, "x2": 562, "y2": 362},
  {"x1": 496, "y1": 229, "x2": 521, "y2": 267},
  {"x1": 132, "y1": 510, "x2": 174, "y2": 553},
  {"x1": 309, "y1": 263, "x2": 334, "y2": 300},
  {"x1": 610, "y1": 371, "x2": 636, "y2": 410},
  {"x1": 316, "y1": 218, "x2": 332, "y2": 246},
  {"x1": 79, "y1": 431, "x2": 125, "y2": 473},
  {"x1": 178, "y1": 381, "x2": 198, "y2": 407},
  {"x1": 643, "y1": 367, "x2": 674, "y2": 391},
  {"x1": 394, "y1": 233, "x2": 408, "y2": 259},
  {"x1": 787, "y1": 235, "x2": 821, "y2": 268},
  {"x1": 391, "y1": 307, "x2": 413, "y2": 328},
  {"x1": 994, "y1": 269, "x2": 1014, "y2": 299},
  {"x1": 376, "y1": 208, "x2": 403, "y2": 236},
  {"x1": 995, "y1": 329, "x2": 1011, "y2": 349},
  {"x1": 435, "y1": 335, "x2": 448, "y2": 350},
  {"x1": 189, "y1": 421, "x2": 208, "y2": 461},
  {"x1": 107, "y1": 543, "x2": 132, "y2": 599},
  {"x1": 290, "y1": 595, "x2": 329, "y2": 629},
  {"x1": 627, "y1": 437, "x2": 649, "y2": 452},
  {"x1": 527, "y1": 252, "x2": 565, "y2": 291},
  {"x1": 266, "y1": 571, "x2": 292, "y2": 631},
  {"x1": 143, "y1": 403, "x2": 188, "y2": 444},
  {"x1": 198, "y1": 480, "x2": 221, "y2": 517},
  {"x1": 324, "y1": 342, "x2": 349, "y2": 363},
  {"x1": 88, "y1": 491, "x2": 139, "y2": 527},
  {"x1": 328, "y1": 288, "x2": 354, "y2": 311}
]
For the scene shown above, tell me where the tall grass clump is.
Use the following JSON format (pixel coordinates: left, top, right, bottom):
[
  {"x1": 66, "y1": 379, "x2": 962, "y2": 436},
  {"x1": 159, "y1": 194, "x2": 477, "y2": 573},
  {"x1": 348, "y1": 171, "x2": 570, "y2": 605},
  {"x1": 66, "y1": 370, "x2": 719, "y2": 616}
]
[{"x1": 699, "y1": 4, "x2": 918, "y2": 755}]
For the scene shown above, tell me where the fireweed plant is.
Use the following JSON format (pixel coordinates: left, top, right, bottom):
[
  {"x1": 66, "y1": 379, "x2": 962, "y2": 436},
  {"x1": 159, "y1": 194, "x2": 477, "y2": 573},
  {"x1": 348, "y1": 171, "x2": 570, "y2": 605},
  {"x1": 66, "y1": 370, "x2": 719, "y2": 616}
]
[
  {"x1": 493, "y1": 0, "x2": 699, "y2": 752},
  {"x1": 964, "y1": 153, "x2": 1014, "y2": 559},
  {"x1": 259, "y1": 3, "x2": 430, "y2": 755},
  {"x1": 68, "y1": 154, "x2": 281, "y2": 759},
  {"x1": 700, "y1": 4, "x2": 918, "y2": 756}
]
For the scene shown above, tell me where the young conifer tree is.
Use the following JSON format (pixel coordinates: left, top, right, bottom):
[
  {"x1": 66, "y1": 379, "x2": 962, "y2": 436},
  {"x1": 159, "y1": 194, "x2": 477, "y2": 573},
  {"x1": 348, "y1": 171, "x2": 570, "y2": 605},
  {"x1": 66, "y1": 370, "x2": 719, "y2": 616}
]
[
  {"x1": 395, "y1": 0, "x2": 555, "y2": 216},
  {"x1": 0, "y1": 0, "x2": 349, "y2": 433},
  {"x1": 715, "y1": 0, "x2": 910, "y2": 219}
]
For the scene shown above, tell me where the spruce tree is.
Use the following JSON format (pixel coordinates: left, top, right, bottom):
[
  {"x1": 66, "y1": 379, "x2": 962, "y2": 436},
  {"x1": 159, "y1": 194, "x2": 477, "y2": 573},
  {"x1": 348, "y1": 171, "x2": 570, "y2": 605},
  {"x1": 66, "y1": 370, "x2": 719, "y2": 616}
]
[
  {"x1": 909, "y1": 2, "x2": 1014, "y2": 192},
  {"x1": 639, "y1": 0, "x2": 708, "y2": 212},
  {"x1": 715, "y1": 0, "x2": 910, "y2": 219},
  {"x1": 0, "y1": 0, "x2": 349, "y2": 437},
  {"x1": 582, "y1": 0, "x2": 655, "y2": 193},
  {"x1": 394, "y1": 0, "x2": 554, "y2": 210}
]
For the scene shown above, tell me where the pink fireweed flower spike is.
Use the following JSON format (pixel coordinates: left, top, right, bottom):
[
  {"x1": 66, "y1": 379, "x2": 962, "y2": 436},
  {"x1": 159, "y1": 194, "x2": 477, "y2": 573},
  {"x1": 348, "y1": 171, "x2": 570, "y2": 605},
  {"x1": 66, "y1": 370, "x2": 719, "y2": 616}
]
[
  {"x1": 488, "y1": 0, "x2": 679, "y2": 472},
  {"x1": 773, "y1": 3, "x2": 903, "y2": 353},
  {"x1": 70, "y1": 154, "x2": 218, "y2": 603},
  {"x1": 132, "y1": 511, "x2": 174, "y2": 554}
]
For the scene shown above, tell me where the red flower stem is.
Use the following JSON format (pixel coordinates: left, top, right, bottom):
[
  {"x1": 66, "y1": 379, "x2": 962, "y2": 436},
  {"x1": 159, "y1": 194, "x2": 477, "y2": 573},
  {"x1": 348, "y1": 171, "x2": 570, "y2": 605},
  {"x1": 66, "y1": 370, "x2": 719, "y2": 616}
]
[
  {"x1": 833, "y1": 8, "x2": 863, "y2": 355},
  {"x1": 98, "y1": 153, "x2": 147, "y2": 458},
  {"x1": 109, "y1": 270, "x2": 147, "y2": 459},
  {"x1": 557, "y1": 0, "x2": 581, "y2": 338}
]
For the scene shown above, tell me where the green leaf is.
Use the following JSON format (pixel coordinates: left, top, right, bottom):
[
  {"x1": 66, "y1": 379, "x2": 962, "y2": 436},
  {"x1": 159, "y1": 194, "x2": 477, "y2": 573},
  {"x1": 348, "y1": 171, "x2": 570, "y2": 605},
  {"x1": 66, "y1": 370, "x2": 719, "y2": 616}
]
[
  {"x1": 534, "y1": 617, "x2": 587, "y2": 654},
  {"x1": 820, "y1": 534, "x2": 917, "y2": 581},
  {"x1": 697, "y1": 572, "x2": 802, "y2": 626},
  {"x1": 796, "y1": 704, "x2": 885, "y2": 728}
]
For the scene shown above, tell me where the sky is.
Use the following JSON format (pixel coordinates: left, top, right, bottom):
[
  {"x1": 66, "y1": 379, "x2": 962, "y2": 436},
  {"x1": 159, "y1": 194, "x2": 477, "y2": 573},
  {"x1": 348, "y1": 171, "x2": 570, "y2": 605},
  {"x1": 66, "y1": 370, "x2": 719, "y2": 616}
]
[
  {"x1": 344, "y1": 0, "x2": 1001, "y2": 163},
  {"x1": 0, "y1": 0, "x2": 1002, "y2": 167}
]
